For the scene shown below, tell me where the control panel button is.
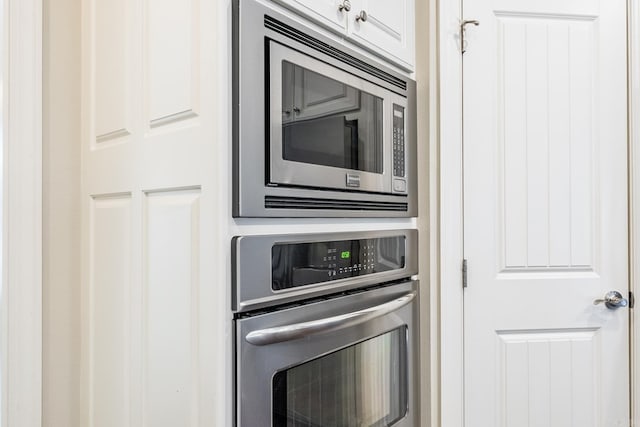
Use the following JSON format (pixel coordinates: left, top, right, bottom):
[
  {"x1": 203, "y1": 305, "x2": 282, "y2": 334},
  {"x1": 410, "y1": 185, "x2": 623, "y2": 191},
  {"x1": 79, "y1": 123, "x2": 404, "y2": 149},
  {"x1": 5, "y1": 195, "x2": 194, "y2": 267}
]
[{"x1": 393, "y1": 178, "x2": 407, "y2": 193}]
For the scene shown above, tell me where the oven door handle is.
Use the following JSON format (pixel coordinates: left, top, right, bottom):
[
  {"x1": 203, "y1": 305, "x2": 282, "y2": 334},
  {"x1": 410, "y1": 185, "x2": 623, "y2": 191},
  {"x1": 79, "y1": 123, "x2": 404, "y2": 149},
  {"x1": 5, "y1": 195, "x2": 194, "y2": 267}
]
[{"x1": 245, "y1": 291, "x2": 416, "y2": 346}]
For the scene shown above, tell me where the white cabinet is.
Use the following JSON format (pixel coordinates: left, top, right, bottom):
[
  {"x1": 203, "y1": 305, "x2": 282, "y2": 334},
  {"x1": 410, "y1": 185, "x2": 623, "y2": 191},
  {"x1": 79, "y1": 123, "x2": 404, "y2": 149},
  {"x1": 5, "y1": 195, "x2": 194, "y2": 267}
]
[
  {"x1": 275, "y1": 0, "x2": 348, "y2": 33},
  {"x1": 347, "y1": 0, "x2": 415, "y2": 70},
  {"x1": 272, "y1": 0, "x2": 415, "y2": 70}
]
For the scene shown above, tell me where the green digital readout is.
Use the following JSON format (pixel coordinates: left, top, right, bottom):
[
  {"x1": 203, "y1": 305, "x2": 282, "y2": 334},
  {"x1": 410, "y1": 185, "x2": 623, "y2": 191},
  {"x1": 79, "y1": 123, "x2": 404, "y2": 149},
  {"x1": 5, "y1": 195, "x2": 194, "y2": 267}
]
[{"x1": 341, "y1": 251, "x2": 351, "y2": 259}]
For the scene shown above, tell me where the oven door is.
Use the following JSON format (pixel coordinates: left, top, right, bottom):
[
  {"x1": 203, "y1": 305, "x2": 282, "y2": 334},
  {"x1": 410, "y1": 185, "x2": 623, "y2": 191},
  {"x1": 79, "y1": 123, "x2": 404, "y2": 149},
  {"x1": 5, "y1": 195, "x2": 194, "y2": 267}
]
[
  {"x1": 235, "y1": 281, "x2": 418, "y2": 427},
  {"x1": 268, "y1": 41, "x2": 408, "y2": 195}
]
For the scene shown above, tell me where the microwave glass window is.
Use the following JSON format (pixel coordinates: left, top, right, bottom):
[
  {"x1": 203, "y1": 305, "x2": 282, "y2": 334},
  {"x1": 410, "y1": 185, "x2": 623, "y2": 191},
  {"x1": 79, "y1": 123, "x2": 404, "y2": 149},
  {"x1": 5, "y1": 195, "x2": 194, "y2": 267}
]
[
  {"x1": 281, "y1": 61, "x2": 384, "y2": 174},
  {"x1": 272, "y1": 326, "x2": 408, "y2": 427}
]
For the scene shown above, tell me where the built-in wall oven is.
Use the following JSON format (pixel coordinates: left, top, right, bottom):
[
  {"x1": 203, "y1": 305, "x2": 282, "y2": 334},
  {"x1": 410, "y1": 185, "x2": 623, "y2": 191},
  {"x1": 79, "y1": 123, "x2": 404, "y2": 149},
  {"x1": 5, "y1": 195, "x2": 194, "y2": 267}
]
[
  {"x1": 233, "y1": 0, "x2": 417, "y2": 217},
  {"x1": 233, "y1": 230, "x2": 419, "y2": 426}
]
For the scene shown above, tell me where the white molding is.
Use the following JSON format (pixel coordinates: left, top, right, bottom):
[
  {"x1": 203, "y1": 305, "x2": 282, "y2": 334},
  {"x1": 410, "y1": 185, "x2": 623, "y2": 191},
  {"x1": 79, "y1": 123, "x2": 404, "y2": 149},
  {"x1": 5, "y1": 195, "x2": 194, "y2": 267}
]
[
  {"x1": 427, "y1": 0, "x2": 441, "y2": 424},
  {"x1": 438, "y1": 0, "x2": 463, "y2": 426},
  {"x1": 2, "y1": 0, "x2": 43, "y2": 425},
  {"x1": 630, "y1": 0, "x2": 640, "y2": 424}
]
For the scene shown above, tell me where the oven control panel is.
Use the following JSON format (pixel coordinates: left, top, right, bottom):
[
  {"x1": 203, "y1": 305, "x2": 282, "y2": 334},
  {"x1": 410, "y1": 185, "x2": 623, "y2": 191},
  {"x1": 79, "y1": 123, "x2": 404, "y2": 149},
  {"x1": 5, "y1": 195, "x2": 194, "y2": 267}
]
[
  {"x1": 392, "y1": 104, "x2": 406, "y2": 179},
  {"x1": 272, "y1": 236, "x2": 405, "y2": 291}
]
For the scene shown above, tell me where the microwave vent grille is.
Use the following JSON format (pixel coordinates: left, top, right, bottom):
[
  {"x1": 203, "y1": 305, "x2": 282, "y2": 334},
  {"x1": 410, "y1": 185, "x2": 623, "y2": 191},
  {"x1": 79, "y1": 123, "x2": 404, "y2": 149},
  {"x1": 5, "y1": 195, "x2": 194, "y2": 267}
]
[
  {"x1": 264, "y1": 15, "x2": 407, "y2": 92},
  {"x1": 264, "y1": 195, "x2": 408, "y2": 211}
]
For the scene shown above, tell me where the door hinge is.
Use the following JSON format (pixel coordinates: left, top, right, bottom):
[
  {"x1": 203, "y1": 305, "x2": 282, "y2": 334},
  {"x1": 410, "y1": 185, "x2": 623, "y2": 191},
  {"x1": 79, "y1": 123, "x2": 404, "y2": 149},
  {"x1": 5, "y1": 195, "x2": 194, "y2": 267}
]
[
  {"x1": 630, "y1": 291, "x2": 635, "y2": 309},
  {"x1": 462, "y1": 259, "x2": 468, "y2": 288}
]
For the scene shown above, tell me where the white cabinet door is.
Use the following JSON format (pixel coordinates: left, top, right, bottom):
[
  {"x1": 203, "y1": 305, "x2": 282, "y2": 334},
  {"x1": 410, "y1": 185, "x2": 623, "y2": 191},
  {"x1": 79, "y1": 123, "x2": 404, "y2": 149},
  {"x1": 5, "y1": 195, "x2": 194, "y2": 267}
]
[
  {"x1": 81, "y1": 0, "x2": 221, "y2": 425},
  {"x1": 275, "y1": 0, "x2": 348, "y2": 33},
  {"x1": 347, "y1": 0, "x2": 415, "y2": 70}
]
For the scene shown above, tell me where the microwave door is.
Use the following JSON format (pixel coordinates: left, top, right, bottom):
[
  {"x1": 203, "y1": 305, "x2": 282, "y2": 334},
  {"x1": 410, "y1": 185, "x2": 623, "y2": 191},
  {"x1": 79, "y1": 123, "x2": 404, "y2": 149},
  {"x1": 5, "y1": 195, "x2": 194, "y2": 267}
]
[{"x1": 269, "y1": 42, "x2": 397, "y2": 194}]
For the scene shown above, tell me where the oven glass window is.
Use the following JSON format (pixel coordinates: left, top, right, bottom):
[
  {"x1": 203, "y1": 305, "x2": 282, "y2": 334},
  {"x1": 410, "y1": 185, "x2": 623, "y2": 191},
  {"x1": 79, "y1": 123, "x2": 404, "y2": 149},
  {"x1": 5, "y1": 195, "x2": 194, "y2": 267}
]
[
  {"x1": 281, "y1": 61, "x2": 384, "y2": 173},
  {"x1": 272, "y1": 327, "x2": 408, "y2": 427}
]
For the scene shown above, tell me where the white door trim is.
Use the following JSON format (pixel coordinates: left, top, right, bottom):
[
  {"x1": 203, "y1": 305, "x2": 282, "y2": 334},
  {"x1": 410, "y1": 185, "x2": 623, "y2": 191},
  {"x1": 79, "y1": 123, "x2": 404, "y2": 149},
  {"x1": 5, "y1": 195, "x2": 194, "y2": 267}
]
[
  {"x1": 2, "y1": 0, "x2": 43, "y2": 425},
  {"x1": 437, "y1": 0, "x2": 464, "y2": 425},
  {"x1": 440, "y1": 0, "x2": 635, "y2": 426},
  {"x1": 630, "y1": 0, "x2": 640, "y2": 425}
]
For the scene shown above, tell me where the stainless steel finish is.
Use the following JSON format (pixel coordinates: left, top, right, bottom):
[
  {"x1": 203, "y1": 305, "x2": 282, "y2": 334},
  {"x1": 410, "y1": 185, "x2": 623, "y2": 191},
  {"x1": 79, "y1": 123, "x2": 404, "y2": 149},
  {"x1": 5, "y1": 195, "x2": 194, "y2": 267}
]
[
  {"x1": 236, "y1": 280, "x2": 419, "y2": 427},
  {"x1": 346, "y1": 173, "x2": 361, "y2": 188},
  {"x1": 233, "y1": 0, "x2": 418, "y2": 217},
  {"x1": 269, "y1": 42, "x2": 407, "y2": 195},
  {"x1": 593, "y1": 290, "x2": 629, "y2": 309},
  {"x1": 232, "y1": 229, "x2": 418, "y2": 313},
  {"x1": 246, "y1": 291, "x2": 416, "y2": 345},
  {"x1": 338, "y1": 0, "x2": 351, "y2": 12},
  {"x1": 356, "y1": 10, "x2": 368, "y2": 22}
]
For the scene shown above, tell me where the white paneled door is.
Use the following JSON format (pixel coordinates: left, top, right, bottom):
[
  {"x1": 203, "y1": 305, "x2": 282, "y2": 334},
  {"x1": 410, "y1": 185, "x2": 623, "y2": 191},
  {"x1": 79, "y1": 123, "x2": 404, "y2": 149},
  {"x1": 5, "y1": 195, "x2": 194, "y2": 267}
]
[
  {"x1": 81, "y1": 0, "x2": 219, "y2": 425},
  {"x1": 462, "y1": 0, "x2": 629, "y2": 426}
]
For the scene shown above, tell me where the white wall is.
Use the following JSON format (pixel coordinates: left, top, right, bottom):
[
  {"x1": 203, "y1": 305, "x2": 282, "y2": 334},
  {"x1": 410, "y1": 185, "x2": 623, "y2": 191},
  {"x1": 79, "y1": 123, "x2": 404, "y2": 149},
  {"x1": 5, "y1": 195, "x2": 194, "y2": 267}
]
[
  {"x1": 42, "y1": 0, "x2": 81, "y2": 425},
  {"x1": 414, "y1": 1, "x2": 435, "y2": 425}
]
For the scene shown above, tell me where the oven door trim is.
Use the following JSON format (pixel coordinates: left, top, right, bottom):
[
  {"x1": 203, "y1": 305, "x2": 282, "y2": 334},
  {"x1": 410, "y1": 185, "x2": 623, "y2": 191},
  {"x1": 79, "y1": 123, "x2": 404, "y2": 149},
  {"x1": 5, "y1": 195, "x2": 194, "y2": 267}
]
[
  {"x1": 268, "y1": 41, "x2": 408, "y2": 195},
  {"x1": 235, "y1": 280, "x2": 419, "y2": 427}
]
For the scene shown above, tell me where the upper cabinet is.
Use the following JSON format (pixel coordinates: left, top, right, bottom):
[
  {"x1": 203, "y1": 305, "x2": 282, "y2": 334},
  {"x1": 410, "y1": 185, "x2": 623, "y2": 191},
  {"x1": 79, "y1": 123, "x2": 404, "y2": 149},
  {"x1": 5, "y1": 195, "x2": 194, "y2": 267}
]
[
  {"x1": 347, "y1": 0, "x2": 415, "y2": 70},
  {"x1": 276, "y1": 0, "x2": 348, "y2": 33},
  {"x1": 273, "y1": 0, "x2": 415, "y2": 71}
]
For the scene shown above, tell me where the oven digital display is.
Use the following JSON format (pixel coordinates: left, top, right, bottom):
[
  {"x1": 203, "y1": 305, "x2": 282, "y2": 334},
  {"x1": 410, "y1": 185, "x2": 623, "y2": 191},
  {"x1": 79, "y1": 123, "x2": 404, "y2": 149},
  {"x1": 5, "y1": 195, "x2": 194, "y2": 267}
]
[{"x1": 271, "y1": 236, "x2": 405, "y2": 290}]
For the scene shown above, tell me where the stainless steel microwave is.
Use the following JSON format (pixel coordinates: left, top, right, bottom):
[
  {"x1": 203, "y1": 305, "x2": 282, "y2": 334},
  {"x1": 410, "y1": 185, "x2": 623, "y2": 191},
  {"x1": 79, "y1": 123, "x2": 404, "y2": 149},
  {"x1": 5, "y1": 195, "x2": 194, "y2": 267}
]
[{"x1": 233, "y1": 0, "x2": 417, "y2": 217}]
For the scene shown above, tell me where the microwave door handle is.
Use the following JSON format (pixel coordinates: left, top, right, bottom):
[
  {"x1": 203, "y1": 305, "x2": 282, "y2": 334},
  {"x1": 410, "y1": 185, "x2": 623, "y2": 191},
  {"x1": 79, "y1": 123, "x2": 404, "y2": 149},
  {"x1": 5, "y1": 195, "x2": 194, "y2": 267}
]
[{"x1": 245, "y1": 291, "x2": 416, "y2": 346}]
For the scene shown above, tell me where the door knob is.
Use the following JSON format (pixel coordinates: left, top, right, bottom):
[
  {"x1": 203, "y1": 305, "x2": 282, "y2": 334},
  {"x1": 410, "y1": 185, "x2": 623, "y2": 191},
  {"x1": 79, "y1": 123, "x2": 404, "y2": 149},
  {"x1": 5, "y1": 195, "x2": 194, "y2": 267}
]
[
  {"x1": 338, "y1": 0, "x2": 351, "y2": 12},
  {"x1": 593, "y1": 291, "x2": 628, "y2": 309},
  {"x1": 356, "y1": 10, "x2": 368, "y2": 22}
]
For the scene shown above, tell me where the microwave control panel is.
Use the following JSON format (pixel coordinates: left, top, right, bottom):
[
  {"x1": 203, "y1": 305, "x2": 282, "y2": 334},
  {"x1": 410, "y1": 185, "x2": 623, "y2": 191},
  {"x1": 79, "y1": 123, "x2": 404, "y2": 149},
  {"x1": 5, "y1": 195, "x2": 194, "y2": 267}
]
[
  {"x1": 392, "y1": 104, "x2": 406, "y2": 179},
  {"x1": 271, "y1": 236, "x2": 406, "y2": 291}
]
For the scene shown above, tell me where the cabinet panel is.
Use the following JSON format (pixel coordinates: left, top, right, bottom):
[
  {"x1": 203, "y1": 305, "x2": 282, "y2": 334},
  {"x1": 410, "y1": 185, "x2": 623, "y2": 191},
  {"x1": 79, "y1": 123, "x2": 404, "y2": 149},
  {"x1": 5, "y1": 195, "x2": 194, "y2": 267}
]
[
  {"x1": 274, "y1": 0, "x2": 348, "y2": 33},
  {"x1": 89, "y1": 195, "x2": 132, "y2": 427},
  {"x1": 147, "y1": 0, "x2": 200, "y2": 128},
  {"x1": 95, "y1": 0, "x2": 132, "y2": 144},
  {"x1": 144, "y1": 190, "x2": 201, "y2": 427},
  {"x1": 348, "y1": 0, "x2": 415, "y2": 69}
]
